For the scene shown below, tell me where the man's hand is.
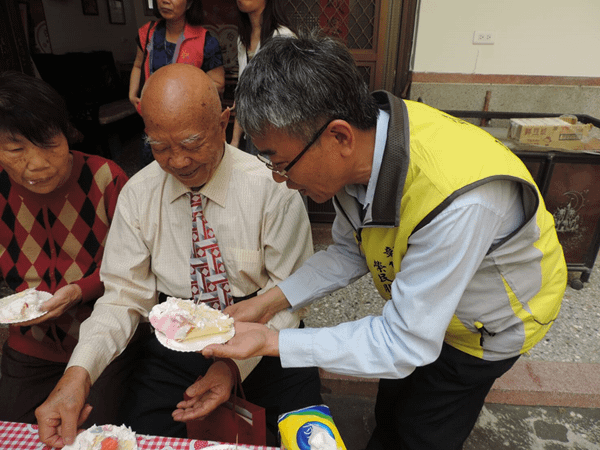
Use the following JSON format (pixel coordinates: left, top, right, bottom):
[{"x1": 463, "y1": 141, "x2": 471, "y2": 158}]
[
  {"x1": 202, "y1": 322, "x2": 280, "y2": 360},
  {"x1": 172, "y1": 360, "x2": 235, "y2": 422},
  {"x1": 223, "y1": 287, "x2": 290, "y2": 324},
  {"x1": 19, "y1": 284, "x2": 83, "y2": 327},
  {"x1": 35, "y1": 366, "x2": 92, "y2": 448}
]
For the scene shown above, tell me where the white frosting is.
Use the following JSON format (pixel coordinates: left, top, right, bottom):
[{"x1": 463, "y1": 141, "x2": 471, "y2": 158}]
[
  {"x1": 63, "y1": 424, "x2": 137, "y2": 450},
  {"x1": 149, "y1": 297, "x2": 234, "y2": 341},
  {"x1": 0, "y1": 288, "x2": 51, "y2": 323},
  {"x1": 149, "y1": 297, "x2": 235, "y2": 352}
]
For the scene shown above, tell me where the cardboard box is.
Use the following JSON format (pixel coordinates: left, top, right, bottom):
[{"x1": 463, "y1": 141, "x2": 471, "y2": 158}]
[{"x1": 508, "y1": 117, "x2": 593, "y2": 151}]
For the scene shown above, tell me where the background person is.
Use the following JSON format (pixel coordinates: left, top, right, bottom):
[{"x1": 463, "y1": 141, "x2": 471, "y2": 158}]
[
  {"x1": 229, "y1": 0, "x2": 295, "y2": 152},
  {"x1": 36, "y1": 64, "x2": 321, "y2": 448},
  {"x1": 0, "y1": 71, "x2": 130, "y2": 425},
  {"x1": 203, "y1": 33, "x2": 567, "y2": 450},
  {"x1": 129, "y1": 0, "x2": 225, "y2": 166}
]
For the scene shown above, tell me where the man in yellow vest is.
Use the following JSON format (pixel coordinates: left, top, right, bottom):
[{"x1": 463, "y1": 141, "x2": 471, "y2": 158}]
[{"x1": 203, "y1": 32, "x2": 567, "y2": 450}]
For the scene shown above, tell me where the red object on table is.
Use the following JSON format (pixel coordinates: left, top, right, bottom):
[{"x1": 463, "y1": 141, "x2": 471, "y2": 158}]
[
  {"x1": 101, "y1": 436, "x2": 119, "y2": 450},
  {"x1": 0, "y1": 421, "x2": 275, "y2": 450}
]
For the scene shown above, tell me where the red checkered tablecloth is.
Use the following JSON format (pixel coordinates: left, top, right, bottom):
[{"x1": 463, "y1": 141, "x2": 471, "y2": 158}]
[{"x1": 0, "y1": 421, "x2": 276, "y2": 450}]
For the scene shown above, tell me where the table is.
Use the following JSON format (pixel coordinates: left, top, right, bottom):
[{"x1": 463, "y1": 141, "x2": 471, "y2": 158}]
[{"x1": 0, "y1": 421, "x2": 275, "y2": 450}]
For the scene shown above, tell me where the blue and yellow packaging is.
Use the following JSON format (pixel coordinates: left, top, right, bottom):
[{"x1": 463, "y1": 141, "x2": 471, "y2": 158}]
[{"x1": 278, "y1": 405, "x2": 346, "y2": 450}]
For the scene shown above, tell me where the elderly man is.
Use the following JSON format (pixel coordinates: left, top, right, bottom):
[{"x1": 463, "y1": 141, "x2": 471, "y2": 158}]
[
  {"x1": 36, "y1": 64, "x2": 321, "y2": 448},
  {"x1": 202, "y1": 33, "x2": 567, "y2": 450}
]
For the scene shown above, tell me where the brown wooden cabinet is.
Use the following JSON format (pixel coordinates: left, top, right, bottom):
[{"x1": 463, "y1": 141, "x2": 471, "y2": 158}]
[
  {"x1": 517, "y1": 150, "x2": 600, "y2": 289},
  {"x1": 446, "y1": 110, "x2": 600, "y2": 289}
]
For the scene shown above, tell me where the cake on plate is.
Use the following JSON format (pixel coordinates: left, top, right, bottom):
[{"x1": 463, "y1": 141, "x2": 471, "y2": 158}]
[
  {"x1": 62, "y1": 424, "x2": 136, "y2": 450},
  {"x1": 149, "y1": 297, "x2": 235, "y2": 351},
  {"x1": 0, "y1": 288, "x2": 52, "y2": 323}
]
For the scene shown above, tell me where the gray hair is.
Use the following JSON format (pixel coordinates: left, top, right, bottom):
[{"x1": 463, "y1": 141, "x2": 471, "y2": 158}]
[{"x1": 235, "y1": 30, "x2": 379, "y2": 143}]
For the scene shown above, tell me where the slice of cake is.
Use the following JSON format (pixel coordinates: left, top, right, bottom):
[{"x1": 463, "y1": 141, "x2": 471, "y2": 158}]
[
  {"x1": 62, "y1": 424, "x2": 137, "y2": 450},
  {"x1": 0, "y1": 288, "x2": 51, "y2": 323},
  {"x1": 150, "y1": 297, "x2": 234, "y2": 343}
]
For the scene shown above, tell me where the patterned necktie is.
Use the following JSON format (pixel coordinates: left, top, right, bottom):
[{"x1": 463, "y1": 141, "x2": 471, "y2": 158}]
[{"x1": 189, "y1": 192, "x2": 233, "y2": 311}]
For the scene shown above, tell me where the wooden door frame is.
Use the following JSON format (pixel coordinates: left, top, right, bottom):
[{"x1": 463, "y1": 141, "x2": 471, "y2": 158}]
[
  {"x1": 394, "y1": 0, "x2": 418, "y2": 97},
  {"x1": 305, "y1": 0, "x2": 420, "y2": 223},
  {"x1": 354, "y1": 0, "x2": 418, "y2": 96},
  {"x1": 350, "y1": 0, "x2": 385, "y2": 91},
  {"x1": 372, "y1": 0, "x2": 419, "y2": 96}
]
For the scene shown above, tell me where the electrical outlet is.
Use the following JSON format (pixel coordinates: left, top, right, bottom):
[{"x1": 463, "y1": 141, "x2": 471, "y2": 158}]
[{"x1": 473, "y1": 31, "x2": 495, "y2": 45}]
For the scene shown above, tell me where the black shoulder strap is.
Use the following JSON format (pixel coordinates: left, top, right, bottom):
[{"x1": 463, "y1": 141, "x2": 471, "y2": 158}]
[
  {"x1": 370, "y1": 91, "x2": 410, "y2": 227},
  {"x1": 138, "y1": 21, "x2": 157, "y2": 95}
]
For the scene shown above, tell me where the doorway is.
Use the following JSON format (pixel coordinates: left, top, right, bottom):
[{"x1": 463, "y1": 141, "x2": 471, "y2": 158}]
[{"x1": 282, "y1": 0, "x2": 418, "y2": 222}]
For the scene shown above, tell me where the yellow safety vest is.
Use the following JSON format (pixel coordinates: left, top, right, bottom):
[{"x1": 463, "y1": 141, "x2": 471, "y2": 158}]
[{"x1": 356, "y1": 93, "x2": 566, "y2": 359}]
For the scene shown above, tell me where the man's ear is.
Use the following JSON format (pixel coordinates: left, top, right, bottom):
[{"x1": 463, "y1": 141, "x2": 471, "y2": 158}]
[
  {"x1": 329, "y1": 120, "x2": 355, "y2": 157},
  {"x1": 220, "y1": 107, "x2": 231, "y2": 133}
]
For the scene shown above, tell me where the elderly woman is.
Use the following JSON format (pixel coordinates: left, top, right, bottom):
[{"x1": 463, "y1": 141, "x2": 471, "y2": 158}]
[{"x1": 0, "y1": 71, "x2": 131, "y2": 424}]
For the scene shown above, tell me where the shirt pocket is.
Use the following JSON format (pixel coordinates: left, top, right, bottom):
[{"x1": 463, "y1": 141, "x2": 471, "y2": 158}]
[{"x1": 220, "y1": 246, "x2": 265, "y2": 297}]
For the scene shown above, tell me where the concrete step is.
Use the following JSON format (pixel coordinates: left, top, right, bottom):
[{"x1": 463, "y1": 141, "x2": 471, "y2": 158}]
[
  {"x1": 485, "y1": 360, "x2": 600, "y2": 408},
  {"x1": 319, "y1": 362, "x2": 600, "y2": 450},
  {"x1": 320, "y1": 359, "x2": 600, "y2": 408}
]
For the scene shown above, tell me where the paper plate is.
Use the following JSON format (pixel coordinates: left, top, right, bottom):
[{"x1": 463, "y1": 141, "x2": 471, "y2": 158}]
[
  {"x1": 0, "y1": 288, "x2": 52, "y2": 324},
  {"x1": 63, "y1": 424, "x2": 137, "y2": 450},
  {"x1": 154, "y1": 326, "x2": 235, "y2": 352},
  {"x1": 150, "y1": 299, "x2": 235, "y2": 352}
]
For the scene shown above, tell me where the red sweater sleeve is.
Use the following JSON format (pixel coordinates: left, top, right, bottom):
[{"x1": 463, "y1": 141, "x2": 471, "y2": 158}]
[{"x1": 73, "y1": 160, "x2": 129, "y2": 303}]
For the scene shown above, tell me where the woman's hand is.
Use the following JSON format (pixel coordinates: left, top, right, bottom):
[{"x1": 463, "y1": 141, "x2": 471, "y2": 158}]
[
  {"x1": 206, "y1": 66, "x2": 225, "y2": 96},
  {"x1": 19, "y1": 284, "x2": 83, "y2": 326},
  {"x1": 129, "y1": 48, "x2": 144, "y2": 108},
  {"x1": 230, "y1": 117, "x2": 243, "y2": 148},
  {"x1": 129, "y1": 95, "x2": 141, "y2": 109}
]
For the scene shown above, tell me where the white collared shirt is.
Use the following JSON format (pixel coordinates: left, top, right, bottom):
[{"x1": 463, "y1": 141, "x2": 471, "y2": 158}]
[{"x1": 69, "y1": 144, "x2": 313, "y2": 382}]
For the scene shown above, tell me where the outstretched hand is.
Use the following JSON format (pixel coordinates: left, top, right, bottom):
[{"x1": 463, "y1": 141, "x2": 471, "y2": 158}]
[
  {"x1": 201, "y1": 322, "x2": 280, "y2": 360},
  {"x1": 172, "y1": 360, "x2": 235, "y2": 422},
  {"x1": 19, "y1": 284, "x2": 83, "y2": 327}
]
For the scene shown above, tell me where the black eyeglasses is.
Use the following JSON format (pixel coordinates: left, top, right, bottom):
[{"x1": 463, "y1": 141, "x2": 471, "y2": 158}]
[{"x1": 256, "y1": 119, "x2": 335, "y2": 178}]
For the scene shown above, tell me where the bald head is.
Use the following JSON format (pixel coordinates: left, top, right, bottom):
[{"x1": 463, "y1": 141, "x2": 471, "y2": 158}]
[
  {"x1": 140, "y1": 64, "x2": 231, "y2": 188},
  {"x1": 141, "y1": 64, "x2": 222, "y2": 131}
]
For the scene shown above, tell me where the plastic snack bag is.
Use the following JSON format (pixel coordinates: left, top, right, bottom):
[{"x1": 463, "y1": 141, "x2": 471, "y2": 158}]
[{"x1": 278, "y1": 405, "x2": 346, "y2": 450}]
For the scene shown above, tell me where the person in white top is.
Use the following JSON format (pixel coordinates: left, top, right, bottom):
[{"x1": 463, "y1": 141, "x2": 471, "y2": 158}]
[
  {"x1": 230, "y1": 0, "x2": 296, "y2": 152},
  {"x1": 35, "y1": 64, "x2": 321, "y2": 448}
]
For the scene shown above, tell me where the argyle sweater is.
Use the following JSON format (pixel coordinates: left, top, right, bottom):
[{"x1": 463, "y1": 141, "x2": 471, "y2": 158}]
[{"x1": 0, "y1": 151, "x2": 128, "y2": 362}]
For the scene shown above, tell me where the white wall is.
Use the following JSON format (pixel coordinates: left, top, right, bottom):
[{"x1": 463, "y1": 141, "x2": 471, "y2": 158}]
[
  {"x1": 42, "y1": 0, "x2": 140, "y2": 64},
  {"x1": 413, "y1": 0, "x2": 600, "y2": 77}
]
